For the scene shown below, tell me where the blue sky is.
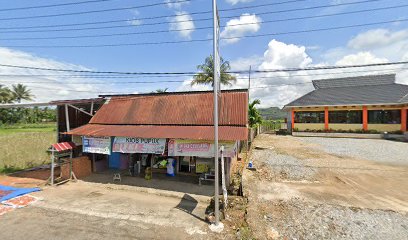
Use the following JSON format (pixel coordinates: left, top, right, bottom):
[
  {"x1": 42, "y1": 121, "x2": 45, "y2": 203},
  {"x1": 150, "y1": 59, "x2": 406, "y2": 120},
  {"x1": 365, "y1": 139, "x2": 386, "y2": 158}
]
[{"x1": 0, "y1": 0, "x2": 408, "y2": 107}]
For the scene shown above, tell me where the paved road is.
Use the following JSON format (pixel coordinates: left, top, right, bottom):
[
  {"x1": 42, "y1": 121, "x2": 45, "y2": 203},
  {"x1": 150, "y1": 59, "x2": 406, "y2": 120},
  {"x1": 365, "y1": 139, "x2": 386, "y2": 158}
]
[{"x1": 0, "y1": 181, "x2": 219, "y2": 240}]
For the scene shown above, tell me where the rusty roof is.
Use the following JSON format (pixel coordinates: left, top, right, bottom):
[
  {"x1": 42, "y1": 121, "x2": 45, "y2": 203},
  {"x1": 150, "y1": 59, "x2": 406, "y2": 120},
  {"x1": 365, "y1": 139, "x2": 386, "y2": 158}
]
[
  {"x1": 67, "y1": 124, "x2": 248, "y2": 141},
  {"x1": 91, "y1": 89, "x2": 248, "y2": 126}
]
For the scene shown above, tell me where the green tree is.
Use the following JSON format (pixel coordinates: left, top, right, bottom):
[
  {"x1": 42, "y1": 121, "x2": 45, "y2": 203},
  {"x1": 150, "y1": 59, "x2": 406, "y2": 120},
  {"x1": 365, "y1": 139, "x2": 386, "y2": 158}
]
[
  {"x1": 0, "y1": 85, "x2": 13, "y2": 103},
  {"x1": 11, "y1": 84, "x2": 34, "y2": 103},
  {"x1": 249, "y1": 99, "x2": 263, "y2": 127},
  {"x1": 191, "y1": 55, "x2": 236, "y2": 86},
  {"x1": 154, "y1": 88, "x2": 168, "y2": 93}
]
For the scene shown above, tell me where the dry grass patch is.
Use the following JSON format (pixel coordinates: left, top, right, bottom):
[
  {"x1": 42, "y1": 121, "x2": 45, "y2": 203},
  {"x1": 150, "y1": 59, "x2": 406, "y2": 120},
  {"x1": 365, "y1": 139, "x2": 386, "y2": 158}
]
[{"x1": 0, "y1": 132, "x2": 55, "y2": 173}]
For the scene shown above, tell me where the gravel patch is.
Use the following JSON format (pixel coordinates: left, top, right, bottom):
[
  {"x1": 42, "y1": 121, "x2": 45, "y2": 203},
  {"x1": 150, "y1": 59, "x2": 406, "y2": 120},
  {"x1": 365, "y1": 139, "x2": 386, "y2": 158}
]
[
  {"x1": 266, "y1": 199, "x2": 408, "y2": 240},
  {"x1": 297, "y1": 137, "x2": 408, "y2": 166},
  {"x1": 252, "y1": 149, "x2": 317, "y2": 181}
]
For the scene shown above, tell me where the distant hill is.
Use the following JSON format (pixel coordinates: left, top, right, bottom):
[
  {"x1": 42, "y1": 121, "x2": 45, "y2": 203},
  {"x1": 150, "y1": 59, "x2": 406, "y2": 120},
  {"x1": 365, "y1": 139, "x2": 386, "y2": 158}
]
[{"x1": 258, "y1": 107, "x2": 287, "y2": 120}]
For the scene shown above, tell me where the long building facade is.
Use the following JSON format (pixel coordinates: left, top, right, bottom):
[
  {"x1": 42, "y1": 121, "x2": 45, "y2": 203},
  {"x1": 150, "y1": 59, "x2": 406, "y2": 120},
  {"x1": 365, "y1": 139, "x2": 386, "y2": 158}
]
[{"x1": 284, "y1": 74, "x2": 408, "y2": 133}]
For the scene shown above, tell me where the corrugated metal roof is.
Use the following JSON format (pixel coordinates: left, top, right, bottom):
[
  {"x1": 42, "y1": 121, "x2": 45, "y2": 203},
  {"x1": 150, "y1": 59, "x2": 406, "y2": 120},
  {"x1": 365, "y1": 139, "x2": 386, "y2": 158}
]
[
  {"x1": 49, "y1": 98, "x2": 104, "y2": 105},
  {"x1": 67, "y1": 124, "x2": 248, "y2": 141},
  {"x1": 400, "y1": 93, "x2": 408, "y2": 103},
  {"x1": 51, "y1": 142, "x2": 76, "y2": 152},
  {"x1": 91, "y1": 90, "x2": 248, "y2": 126},
  {"x1": 285, "y1": 83, "x2": 408, "y2": 107},
  {"x1": 312, "y1": 74, "x2": 395, "y2": 89}
]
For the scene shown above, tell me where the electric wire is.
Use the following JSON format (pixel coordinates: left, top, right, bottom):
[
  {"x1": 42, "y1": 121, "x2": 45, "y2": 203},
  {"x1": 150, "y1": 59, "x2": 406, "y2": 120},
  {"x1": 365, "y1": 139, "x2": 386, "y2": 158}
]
[
  {"x1": 2, "y1": 4, "x2": 406, "y2": 41},
  {"x1": 0, "y1": 0, "x2": 381, "y2": 32},
  {"x1": 2, "y1": 17, "x2": 407, "y2": 48}
]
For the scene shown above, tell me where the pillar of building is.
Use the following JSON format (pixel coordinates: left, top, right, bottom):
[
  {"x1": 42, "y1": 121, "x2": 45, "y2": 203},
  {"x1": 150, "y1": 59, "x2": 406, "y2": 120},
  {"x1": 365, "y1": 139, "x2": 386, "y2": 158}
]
[
  {"x1": 401, "y1": 107, "x2": 407, "y2": 132},
  {"x1": 363, "y1": 106, "x2": 368, "y2": 131},
  {"x1": 324, "y1": 107, "x2": 329, "y2": 130},
  {"x1": 291, "y1": 108, "x2": 295, "y2": 130}
]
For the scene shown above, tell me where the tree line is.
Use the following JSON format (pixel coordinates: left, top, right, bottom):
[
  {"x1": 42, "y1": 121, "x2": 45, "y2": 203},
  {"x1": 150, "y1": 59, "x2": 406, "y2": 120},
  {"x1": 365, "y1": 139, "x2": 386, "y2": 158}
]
[{"x1": 0, "y1": 84, "x2": 56, "y2": 125}]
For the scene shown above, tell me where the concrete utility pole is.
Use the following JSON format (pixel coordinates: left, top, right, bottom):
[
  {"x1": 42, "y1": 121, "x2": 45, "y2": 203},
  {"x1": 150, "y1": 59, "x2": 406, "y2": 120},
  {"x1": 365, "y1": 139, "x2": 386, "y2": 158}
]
[{"x1": 212, "y1": 0, "x2": 221, "y2": 228}]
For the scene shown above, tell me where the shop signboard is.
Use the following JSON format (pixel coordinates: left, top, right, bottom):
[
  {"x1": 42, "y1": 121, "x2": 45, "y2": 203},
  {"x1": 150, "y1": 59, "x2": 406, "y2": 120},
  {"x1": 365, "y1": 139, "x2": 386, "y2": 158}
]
[
  {"x1": 112, "y1": 137, "x2": 166, "y2": 154},
  {"x1": 82, "y1": 136, "x2": 111, "y2": 155},
  {"x1": 168, "y1": 139, "x2": 237, "y2": 158}
]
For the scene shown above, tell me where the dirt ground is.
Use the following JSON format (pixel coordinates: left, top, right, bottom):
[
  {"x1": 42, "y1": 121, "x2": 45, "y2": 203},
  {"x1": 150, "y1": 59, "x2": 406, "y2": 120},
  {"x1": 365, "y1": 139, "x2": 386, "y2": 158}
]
[
  {"x1": 0, "y1": 181, "x2": 237, "y2": 240},
  {"x1": 243, "y1": 134, "x2": 408, "y2": 240}
]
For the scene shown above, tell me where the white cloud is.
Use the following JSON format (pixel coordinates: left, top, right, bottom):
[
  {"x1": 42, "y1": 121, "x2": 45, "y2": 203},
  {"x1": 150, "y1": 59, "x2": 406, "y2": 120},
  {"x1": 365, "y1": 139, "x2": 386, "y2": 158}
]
[
  {"x1": 348, "y1": 29, "x2": 408, "y2": 50},
  {"x1": 128, "y1": 19, "x2": 142, "y2": 26},
  {"x1": 0, "y1": 47, "x2": 109, "y2": 103},
  {"x1": 260, "y1": 40, "x2": 312, "y2": 70},
  {"x1": 127, "y1": 9, "x2": 143, "y2": 26},
  {"x1": 229, "y1": 55, "x2": 263, "y2": 71},
  {"x1": 226, "y1": 0, "x2": 254, "y2": 5},
  {"x1": 335, "y1": 52, "x2": 388, "y2": 66},
  {"x1": 222, "y1": 29, "x2": 408, "y2": 108},
  {"x1": 220, "y1": 14, "x2": 261, "y2": 44},
  {"x1": 169, "y1": 11, "x2": 195, "y2": 39},
  {"x1": 165, "y1": 0, "x2": 189, "y2": 9},
  {"x1": 176, "y1": 78, "x2": 210, "y2": 92}
]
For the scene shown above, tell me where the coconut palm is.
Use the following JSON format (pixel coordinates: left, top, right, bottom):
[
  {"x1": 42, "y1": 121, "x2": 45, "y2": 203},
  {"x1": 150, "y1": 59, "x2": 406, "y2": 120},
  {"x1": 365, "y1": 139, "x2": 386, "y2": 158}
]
[
  {"x1": 191, "y1": 55, "x2": 236, "y2": 87},
  {"x1": 11, "y1": 84, "x2": 34, "y2": 103},
  {"x1": 249, "y1": 99, "x2": 263, "y2": 127},
  {"x1": 154, "y1": 88, "x2": 168, "y2": 93},
  {"x1": 0, "y1": 85, "x2": 13, "y2": 103}
]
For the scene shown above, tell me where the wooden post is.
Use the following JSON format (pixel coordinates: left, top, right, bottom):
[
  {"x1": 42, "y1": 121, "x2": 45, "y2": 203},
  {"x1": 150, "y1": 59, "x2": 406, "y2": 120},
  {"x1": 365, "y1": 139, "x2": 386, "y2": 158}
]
[
  {"x1": 324, "y1": 107, "x2": 329, "y2": 130},
  {"x1": 65, "y1": 104, "x2": 70, "y2": 132},
  {"x1": 55, "y1": 106, "x2": 59, "y2": 143},
  {"x1": 90, "y1": 101, "x2": 94, "y2": 115},
  {"x1": 50, "y1": 150, "x2": 55, "y2": 186},
  {"x1": 69, "y1": 151, "x2": 73, "y2": 180},
  {"x1": 291, "y1": 108, "x2": 295, "y2": 130},
  {"x1": 92, "y1": 153, "x2": 96, "y2": 172}
]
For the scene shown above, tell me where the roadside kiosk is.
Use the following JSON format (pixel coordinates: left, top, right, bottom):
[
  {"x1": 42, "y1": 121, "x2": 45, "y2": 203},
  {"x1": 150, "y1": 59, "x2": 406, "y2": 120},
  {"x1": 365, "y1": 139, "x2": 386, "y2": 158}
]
[{"x1": 48, "y1": 142, "x2": 77, "y2": 186}]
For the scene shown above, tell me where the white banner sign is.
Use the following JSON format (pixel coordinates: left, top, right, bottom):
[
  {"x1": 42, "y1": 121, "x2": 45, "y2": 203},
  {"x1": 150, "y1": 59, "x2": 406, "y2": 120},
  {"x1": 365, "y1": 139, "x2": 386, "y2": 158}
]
[
  {"x1": 112, "y1": 137, "x2": 166, "y2": 154},
  {"x1": 168, "y1": 139, "x2": 237, "y2": 158},
  {"x1": 83, "y1": 136, "x2": 111, "y2": 155}
]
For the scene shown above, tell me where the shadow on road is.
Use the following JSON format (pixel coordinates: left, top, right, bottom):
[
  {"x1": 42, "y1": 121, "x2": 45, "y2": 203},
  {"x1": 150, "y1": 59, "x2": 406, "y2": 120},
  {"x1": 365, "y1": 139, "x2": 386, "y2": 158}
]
[{"x1": 175, "y1": 194, "x2": 207, "y2": 223}]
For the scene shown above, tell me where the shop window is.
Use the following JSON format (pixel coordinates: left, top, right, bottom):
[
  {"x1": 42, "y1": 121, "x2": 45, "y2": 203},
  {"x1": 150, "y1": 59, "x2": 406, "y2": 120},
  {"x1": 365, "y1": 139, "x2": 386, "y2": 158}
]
[
  {"x1": 294, "y1": 111, "x2": 324, "y2": 123},
  {"x1": 329, "y1": 110, "x2": 362, "y2": 124},
  {"x1": 368, "y1": 110, "x2": 401, "y2": 124}
]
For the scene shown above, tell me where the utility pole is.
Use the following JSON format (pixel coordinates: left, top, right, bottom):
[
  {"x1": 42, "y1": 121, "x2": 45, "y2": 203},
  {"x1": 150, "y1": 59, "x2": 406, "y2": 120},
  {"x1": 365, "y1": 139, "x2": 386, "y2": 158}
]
[{"x1": 212, "y1": 0, "x2": 221, "y2": 229}]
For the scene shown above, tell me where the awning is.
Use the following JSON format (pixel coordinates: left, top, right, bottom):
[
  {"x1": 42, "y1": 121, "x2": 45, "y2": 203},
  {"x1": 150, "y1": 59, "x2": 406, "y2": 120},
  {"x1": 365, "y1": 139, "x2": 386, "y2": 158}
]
[
  {"x1": 51, "y1": 142, "x2": 76, "y2": 152},
  {"x1": 66, "y1": 124, "x2": 248, "y2": 141}
]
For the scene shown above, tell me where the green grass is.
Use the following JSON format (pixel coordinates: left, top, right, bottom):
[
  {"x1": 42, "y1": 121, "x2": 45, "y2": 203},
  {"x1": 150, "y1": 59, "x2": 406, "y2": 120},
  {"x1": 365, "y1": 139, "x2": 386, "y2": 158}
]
[
  {"x1": 0, "y1": 124, "x2": 56, "y2": 173},
  {"x1": 0, "y1": 123, "x2": 56, "y2": 135}
]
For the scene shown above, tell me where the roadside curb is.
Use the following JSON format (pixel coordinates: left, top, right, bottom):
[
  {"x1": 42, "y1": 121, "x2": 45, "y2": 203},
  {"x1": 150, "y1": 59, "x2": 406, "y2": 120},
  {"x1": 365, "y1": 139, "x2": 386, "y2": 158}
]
[{"x1": 77, "y1": 181, "x2": 211, "y2": 204}]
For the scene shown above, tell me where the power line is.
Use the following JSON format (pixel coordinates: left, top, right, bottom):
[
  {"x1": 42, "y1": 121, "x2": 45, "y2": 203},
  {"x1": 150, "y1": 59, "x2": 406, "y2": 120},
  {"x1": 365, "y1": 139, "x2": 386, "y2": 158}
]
[
  {"x1": 0, "y1": 0, "x2": 380, "y2": 31},
  {"x1": 1, "y1": 61, "x2": 407, "y2": 78},
  {"x1": 1, "y1": 4, "x2": 405, "y2": 41},
  {"x1": 1, "y1": 66, "x2": 407, "y2": 83},
  {"x1": 2, "y1": 67, "x2": 407, "y2": 87},
  {"x1": 0, "y1": 0, "x2": 193, "y2": 21},
  {"x1": 2, "y1": 18, "x2": 407, "y2": 48},
  {"x1": 0, "y1": 0, "x2": 115, "y2": 12},
  {"x1": 247, "y1": 61, "x2": 408, "y2": 74}
]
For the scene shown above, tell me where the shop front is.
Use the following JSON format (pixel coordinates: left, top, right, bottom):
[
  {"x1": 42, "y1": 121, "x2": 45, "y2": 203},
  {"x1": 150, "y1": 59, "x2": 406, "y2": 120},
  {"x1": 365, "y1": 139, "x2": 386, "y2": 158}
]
[{"x1": 78, "y1": 135, "x2": 239, "y2": 183}]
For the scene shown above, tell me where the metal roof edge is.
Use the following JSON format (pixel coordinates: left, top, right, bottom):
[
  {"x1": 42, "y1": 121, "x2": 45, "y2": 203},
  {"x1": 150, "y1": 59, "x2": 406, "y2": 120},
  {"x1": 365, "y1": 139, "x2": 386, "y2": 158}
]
[
  {"x1": 283, "y1": 102, "x2": 408, "y2": 110},
  {"x1": 98, "y1": 88, "x2": 249, "y2": 98}
]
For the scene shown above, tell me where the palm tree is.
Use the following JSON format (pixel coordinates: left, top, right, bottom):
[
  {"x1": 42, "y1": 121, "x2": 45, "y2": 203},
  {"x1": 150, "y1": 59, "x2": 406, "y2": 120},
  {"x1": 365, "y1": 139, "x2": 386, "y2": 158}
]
[
  {"x1": 154, "y1": 88, "x2": 168, "y2": 93},
  {"x1": 0, "y1": 85, "x2": 13, "y2": 103},
  {"x1": 249, "y1": 99, "x2": 263, "y2": 127},
  {"x1": 191, "y1": 55, "x2": 236, "y2": 86},
  {"x1": 11, "y1": 84, "x2": 34, "y2": 103}
]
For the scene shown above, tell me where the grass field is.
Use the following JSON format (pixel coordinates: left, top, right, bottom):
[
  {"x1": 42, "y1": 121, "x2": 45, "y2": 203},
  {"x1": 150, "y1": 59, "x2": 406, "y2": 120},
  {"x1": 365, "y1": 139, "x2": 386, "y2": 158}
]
[{"x1": 0, "y1": 123, "x2": 56, "y2": 173}]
